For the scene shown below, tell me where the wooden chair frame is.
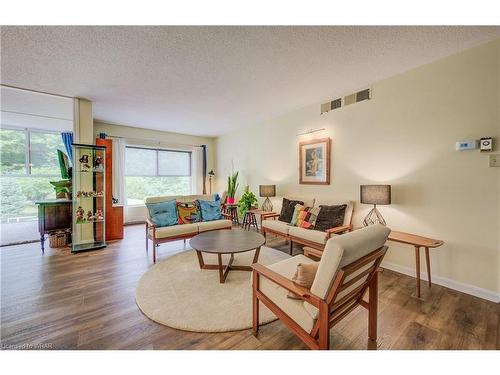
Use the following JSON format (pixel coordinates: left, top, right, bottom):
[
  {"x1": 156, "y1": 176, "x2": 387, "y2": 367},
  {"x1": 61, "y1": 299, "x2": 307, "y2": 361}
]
[
  {"x1": 146, "y1": 212, "x2": 232, "y2": 263},
  {"x1": 261, "y1": 213, "x2": 353, "y2": 253},
  {"x1": 251, "y1": 245, "x2": 388, "y2": 350}
]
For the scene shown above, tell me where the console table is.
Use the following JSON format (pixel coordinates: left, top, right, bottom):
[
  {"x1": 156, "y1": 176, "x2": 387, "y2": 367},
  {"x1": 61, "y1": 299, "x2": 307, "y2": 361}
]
[
  {"x1": 35, "y1": 199, "x2": 72, "y2": 253},
  {"x1": 387, "y1": 230, "x2": 444, "y2": 298}
]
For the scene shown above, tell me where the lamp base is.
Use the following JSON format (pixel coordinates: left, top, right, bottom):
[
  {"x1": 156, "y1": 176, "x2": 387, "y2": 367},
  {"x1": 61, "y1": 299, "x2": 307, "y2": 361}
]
[
  {"x1": 363, "y1": 205, "x2": 386, "y2": 226},
  {"x1": 262, "y1": 197, "x2": 273, "y2": 212}
]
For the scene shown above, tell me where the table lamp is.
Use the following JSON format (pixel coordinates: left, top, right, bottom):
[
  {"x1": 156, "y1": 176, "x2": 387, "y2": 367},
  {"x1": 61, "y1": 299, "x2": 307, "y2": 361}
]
[
  {"x1": 259, "y1": 185, "x2": 276, "y2": 212},
  {"x1": 360, "y1": 185, "x2": 391, "y2": 226}
]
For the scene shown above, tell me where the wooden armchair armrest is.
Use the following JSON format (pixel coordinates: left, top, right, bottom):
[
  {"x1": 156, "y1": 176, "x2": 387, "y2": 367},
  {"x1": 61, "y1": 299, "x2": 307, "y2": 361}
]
[
  {"x1": 146, "y1": 218, "x2": 156, "y2": 227},
  {"x1": 262, "y1": 213, "x2": 280, "y2": 221},
  {"x1": 326, "y1": 224, "x2": 352, "y2": 238},
  {"x1": 252, "y1": 263, "x2": 321, "y2": 308},
  {"x1": 221, "y1": 212, "x2": 232, "y2": 219}
]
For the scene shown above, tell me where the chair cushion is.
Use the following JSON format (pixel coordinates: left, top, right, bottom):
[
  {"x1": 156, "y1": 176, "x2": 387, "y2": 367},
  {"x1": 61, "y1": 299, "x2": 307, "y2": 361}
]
[
  {"x1": 199, "y1": 199, "x2": 223, "y2": 221},
  {"x1": 177, "y1": 201, "x2": 201, "y2": 224},
  {"x1": 197, "y1": 219, "x2": 232, "y2": 232},
  {"x1": 314, "y1": 204, "x2": 347, "y2": 232},
  {"x1": 262, "y1": 219, "x2": 291, "y2": 235},
  {"x1": 289, "y1": 226, "x2": 328, "y2": 245},
  {"x1": 145, "y1": 199, "x2": 178, "y2": 227},
  {"x1": 153, "y1": 223, "x2": 199, "y2": 239},
  {"x1": 259, "y1": 254, "x2": 318, "y2": 333},
  {"x1": 279, "y1": 198, "x2": 304, "y2": 223}
]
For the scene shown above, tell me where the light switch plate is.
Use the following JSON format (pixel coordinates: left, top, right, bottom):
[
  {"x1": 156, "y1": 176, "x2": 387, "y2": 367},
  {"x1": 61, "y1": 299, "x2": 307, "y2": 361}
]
[
  {"x1": 455, "y1": 140, "x2": 477, "y2": 151},
  {"x1": 489, "y1": 154, "x2": 500, "y2": 167}
]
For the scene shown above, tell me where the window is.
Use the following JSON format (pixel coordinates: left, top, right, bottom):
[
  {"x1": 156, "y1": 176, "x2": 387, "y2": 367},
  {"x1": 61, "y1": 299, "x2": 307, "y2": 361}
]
[
  {"x1": 0, "y1": 127, "x2": 66, "y2": 222},
  {"x1": 125, "y1": 146, "x2": 192, "y2": 206}
]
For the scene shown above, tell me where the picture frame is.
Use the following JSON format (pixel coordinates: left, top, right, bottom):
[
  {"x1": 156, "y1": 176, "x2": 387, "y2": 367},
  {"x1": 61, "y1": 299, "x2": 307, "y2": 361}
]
[{"x1": 299, "y1": 137, "x2": 331, "y2": 185}]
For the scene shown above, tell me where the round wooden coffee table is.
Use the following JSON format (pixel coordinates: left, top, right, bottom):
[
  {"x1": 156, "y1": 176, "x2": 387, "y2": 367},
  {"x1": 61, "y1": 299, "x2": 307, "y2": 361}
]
[{"x1": 189, "y1": 229, "x2": 265, "y2": 283}]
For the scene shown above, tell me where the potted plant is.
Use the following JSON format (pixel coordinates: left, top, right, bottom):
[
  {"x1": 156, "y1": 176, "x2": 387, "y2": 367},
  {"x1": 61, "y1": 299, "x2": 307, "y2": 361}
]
[
  {"x1": 237, "y1": 185, "x2": 258, "y2": 217},
  {"x1": 227, "y1": 171, "x2": 239, "y2": 204}
]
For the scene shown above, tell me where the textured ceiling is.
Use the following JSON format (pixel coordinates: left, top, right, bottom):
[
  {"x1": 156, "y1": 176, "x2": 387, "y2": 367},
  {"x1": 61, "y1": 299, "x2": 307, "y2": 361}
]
[{"x1": 1, "y1": 26, "x2": 500, "y2": 137}]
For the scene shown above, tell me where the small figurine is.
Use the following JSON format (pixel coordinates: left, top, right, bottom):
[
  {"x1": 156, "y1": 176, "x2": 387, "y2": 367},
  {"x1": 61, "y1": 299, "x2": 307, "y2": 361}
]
[
  {"x1": 79, "y1": 154, "x2": 91, "y2": 171},
  {"x1": 87, "y1": 210, "x2": 94, "y2": 221},
  {"x1": 76, "y1": 206, "x2": 85, "y2": 222},
  {"x1": 94, "y1": 156, "x2": 103, "y2": 171},
  {"x1": 76, "y1": 191, "x2": 82, "y2": 198},
  {"x1": 95, "y1": 209, "x2": 104, "y2": 221}
]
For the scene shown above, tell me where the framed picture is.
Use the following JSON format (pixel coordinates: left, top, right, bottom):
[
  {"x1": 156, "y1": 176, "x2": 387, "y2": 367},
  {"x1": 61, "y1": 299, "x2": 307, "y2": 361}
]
[{"x1": 299, "y1": 137, "x2": 331, "y2": 185}]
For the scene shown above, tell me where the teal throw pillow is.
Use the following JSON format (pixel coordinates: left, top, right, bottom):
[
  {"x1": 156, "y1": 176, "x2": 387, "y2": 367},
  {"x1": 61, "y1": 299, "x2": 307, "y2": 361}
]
[
  {"x1": 146, "y1": 200, "x2": 178, "y2": 227},
  {"x1": 199, "y1": 199, "x2": 222, "y2": 221}
]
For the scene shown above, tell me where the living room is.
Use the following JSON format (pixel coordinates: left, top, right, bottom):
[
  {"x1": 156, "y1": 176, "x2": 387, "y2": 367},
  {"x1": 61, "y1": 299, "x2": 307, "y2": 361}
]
[{"x1": 1, "y1": 2, "x2": 499, "y2": 374}]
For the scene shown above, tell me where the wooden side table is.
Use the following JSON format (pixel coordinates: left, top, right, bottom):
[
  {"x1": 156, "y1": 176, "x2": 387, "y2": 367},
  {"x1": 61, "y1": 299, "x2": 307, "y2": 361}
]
[
  {"x1": 387, "y1": 230, "x2": 444, "y2": 298},
  {"x1": 242, "y1": 211, "x2": 259, "y2": 230},
  {"x1": 224, "y1": 204, "x2": 239, "y2": 225},
  {"x1": 35, "y1": 199, "x2": 72, "y2": 253}
]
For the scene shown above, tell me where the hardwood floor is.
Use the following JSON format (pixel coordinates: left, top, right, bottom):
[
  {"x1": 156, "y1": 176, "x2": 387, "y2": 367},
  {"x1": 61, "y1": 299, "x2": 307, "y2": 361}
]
[{"x1": 1, "y1": 224, "x2": 498, "y2": 350}]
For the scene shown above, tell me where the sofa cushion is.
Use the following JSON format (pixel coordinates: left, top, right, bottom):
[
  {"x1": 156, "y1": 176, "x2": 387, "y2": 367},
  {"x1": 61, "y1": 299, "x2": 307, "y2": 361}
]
[
  {"x1": 314, "y1": 204, "x2": 347, "y2": 232},
  {"x1": 262, "y1": 219, "x2": 291, "y2": 235},
  {"x1": 145, "y1": 199, "x2": 178, "y2": 227},
  {"x1": 279, "y1": 198, "x2": 304, "y2": 223},
  {"x1": 197, "y1": 219, "x2": 232, "y2": 232},
  {"x1": 152, "y1": 223, "x2": 199, "y2": 239},
  {"x1": 289, "y1": 226, "x2": 328, "y2": 245},
  {"x1": 259, "y1": 254, "x2": 317, "y2": 333},
  {"x1": 177, "y1": 201, "x2": 201, "y2": 224},
  {"x1": 198, "y1": 199, "x2": 222, "y2": 221}
]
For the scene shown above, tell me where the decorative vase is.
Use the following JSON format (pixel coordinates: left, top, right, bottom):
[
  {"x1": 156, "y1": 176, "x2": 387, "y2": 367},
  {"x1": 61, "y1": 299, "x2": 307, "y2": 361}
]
[{"x1": 227, "y1": 197, "x2": 235, "y2": 204}]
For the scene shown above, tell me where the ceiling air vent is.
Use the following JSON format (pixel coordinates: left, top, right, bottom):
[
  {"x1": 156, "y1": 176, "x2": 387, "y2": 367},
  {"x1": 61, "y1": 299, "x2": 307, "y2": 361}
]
[
  {"x1": 321, "y1": 88, "x2": 371, "y2": 114},
  {"x1": 320, "y1": 98, "x2": 342, "y2": 115}
]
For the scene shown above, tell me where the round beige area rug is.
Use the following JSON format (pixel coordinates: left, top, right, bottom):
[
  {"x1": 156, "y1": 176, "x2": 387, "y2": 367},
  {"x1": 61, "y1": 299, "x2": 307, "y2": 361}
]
[{"x1": 135, "y1": 246, "x2": 289, "y2": 332}]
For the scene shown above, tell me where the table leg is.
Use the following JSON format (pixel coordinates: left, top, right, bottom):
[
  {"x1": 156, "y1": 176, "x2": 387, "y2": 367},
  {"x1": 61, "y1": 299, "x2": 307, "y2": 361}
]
[
  {"x1": 217, "y1": 253, "x2": 224, "y2": 283},
  {"x1": 252, "y1": 246, "x2": 261, "y2": 264},
  {"x1": 425, "y1": 247, "x2": 432, "y2": 288},
  {"x1": 415, "y1": 246, "x2": 421, "y2": 298},
  {"x1": 252, "y1": 213, "x2": 258, "y2": 230},
  {"x1": 40, "y1": 234, "x2": 45, "y2": 253},
  {"x1": 196, "y1": 250, "x2": 205, "y2": 269}
]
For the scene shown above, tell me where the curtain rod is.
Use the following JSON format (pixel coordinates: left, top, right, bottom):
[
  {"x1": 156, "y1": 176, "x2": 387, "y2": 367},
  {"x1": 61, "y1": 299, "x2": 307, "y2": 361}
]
[{"x1": 95, "y1": 132, "x2": 204, "y2": 148}]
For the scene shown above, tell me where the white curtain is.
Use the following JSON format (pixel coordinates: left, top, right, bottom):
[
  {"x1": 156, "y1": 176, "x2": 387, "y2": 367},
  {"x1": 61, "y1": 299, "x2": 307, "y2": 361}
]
[{"x1": 112, "y1": 138, "x2": 126, "y2": 205}]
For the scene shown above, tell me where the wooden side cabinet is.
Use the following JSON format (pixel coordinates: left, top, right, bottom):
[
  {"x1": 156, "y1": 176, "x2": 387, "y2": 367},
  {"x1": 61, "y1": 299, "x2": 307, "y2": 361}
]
[{"x1": 35, "y1": 199, "x2": 72, "y2": 252}]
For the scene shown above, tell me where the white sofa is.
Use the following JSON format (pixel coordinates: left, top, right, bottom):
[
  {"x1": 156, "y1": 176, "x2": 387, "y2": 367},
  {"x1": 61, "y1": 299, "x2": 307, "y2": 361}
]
[
  {"x1": 261, "y1": 198, "x2": 354, "y2": 253},
  {"x1": 145, "y1": 194, "x2": 232, "y2": 262}
]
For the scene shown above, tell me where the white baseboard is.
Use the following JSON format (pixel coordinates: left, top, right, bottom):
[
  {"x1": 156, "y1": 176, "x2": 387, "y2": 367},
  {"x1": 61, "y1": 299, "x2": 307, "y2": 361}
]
[{"x1": 381, "y1": 261, "x2": 500, "y2": 303}]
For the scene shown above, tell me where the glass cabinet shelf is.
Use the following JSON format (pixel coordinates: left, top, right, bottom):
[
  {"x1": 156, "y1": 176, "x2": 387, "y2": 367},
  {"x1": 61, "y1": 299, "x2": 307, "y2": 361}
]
[{"x1": 72, "y1": 143, "x2": 107, "y2": 253}]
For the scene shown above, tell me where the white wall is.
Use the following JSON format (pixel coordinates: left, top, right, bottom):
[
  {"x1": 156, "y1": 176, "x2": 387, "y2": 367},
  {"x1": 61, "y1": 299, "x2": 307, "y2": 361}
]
[
  {"x1": 216, "y1": 39, "x2": 500, "y2": 301},
  {"x1": 94, "y1": 121, "x2": 217, "y2": 223}
]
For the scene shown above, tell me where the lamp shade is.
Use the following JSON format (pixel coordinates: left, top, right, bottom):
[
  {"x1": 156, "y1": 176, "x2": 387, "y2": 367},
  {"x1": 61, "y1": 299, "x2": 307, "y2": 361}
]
[
  {"x1": 360, "y1": 185, "x2": 391, "y2": 205},
  {"x1": 259, "y1": 185, "x2": 276, "y2": 197}
]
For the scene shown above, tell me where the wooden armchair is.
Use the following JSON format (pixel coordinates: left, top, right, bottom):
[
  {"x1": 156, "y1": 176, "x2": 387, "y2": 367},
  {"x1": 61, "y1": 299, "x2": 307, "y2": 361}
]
[{"x1": 252, "y1": 224, "x2": 391, "y2": 349}]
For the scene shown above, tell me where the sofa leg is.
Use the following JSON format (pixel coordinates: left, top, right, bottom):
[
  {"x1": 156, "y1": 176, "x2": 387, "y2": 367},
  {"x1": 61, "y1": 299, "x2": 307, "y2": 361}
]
[
  {"x1": 145, "y1": 223, "x2": 148, "y2": 253},
  {"x1": 318, "y1": 301, "x2": 330, "y2": 350},
  {"x1": 289, "y1": 239, "x2": 293, "y2": 255},
  {"x1": 153, "y1": 243, "x2": 157, "y2": 263}
]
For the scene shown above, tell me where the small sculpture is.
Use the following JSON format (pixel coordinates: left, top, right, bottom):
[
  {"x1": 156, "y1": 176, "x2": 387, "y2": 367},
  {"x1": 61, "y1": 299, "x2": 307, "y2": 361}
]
[
  {"x1": 76, "y1": 206, "x2": 85, "y2": 222},
  {"x1": 94, "y1": 156, "x2": 103, "y2": 171},
  {"x1": 95, "y1": 209, "x2": 104, "y2": 221},
  {"x1": 79, "y1": 154, "x2": 91, "y2": 171},
  {"x1": 87, "y1": 210, "x2": 94, "y2": 221}
]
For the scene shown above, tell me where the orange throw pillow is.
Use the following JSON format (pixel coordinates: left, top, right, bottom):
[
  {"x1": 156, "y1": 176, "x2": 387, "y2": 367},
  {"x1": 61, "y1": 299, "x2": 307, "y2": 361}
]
[{"x1": 287, "y1": 262, "x2": 319, "y2": 299}]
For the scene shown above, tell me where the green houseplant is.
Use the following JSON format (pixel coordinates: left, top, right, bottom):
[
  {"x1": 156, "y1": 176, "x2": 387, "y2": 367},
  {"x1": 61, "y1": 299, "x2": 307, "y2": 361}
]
[
  {"x1": 227, "y1": 171, "x2": 239, "y2": 204},
  {"x1": 237, "y1": 185, "x2": 258, "y2": 217}
]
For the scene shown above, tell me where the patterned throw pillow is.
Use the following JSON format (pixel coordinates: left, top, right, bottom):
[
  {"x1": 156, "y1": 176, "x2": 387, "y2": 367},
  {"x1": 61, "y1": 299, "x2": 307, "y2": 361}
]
[
  {"x1": 176, "y1": 201, "x2": 201, "y2": 224},
  {"x1": 314, "y1": 204, "x2": 347, "y2": 232},
  {"x1": 296, "y1": 206, "x2": 321, "y2": 229},
  {"x1": 279, "y1": 198, "x2": 304, "y2": 223},
  {"x1": 290, "y1": 204, "x2": 304, "y2": 226}
]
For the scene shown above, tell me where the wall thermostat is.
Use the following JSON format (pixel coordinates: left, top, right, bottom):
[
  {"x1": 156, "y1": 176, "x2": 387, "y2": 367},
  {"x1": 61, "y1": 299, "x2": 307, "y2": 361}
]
[
  {"x1": 455, "y1": 140, "x2": 477, "y2": 151},
  {"x1": 480, "y1": 137, "x2": 493, "y2": 152}
]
